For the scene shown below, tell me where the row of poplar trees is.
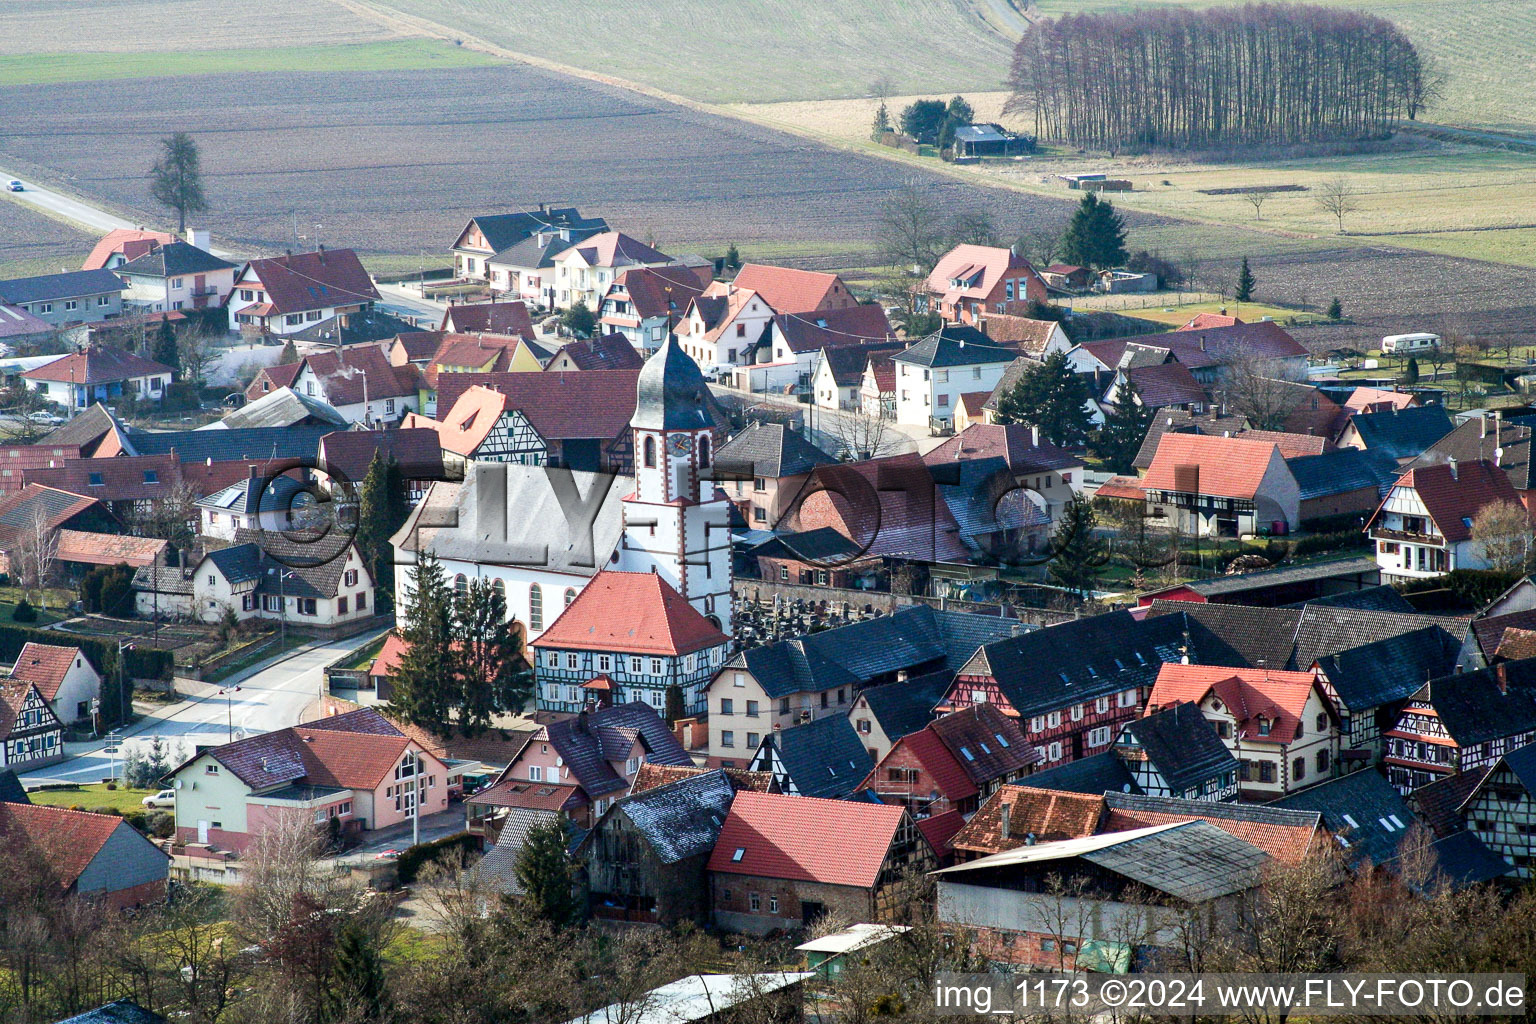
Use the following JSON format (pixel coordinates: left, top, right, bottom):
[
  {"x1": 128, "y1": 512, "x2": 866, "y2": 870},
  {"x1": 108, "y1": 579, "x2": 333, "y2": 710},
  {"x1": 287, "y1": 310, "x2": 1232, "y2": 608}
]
[{"x1": 1007, "y1": 3, "x2": 1430, "y2": 150}]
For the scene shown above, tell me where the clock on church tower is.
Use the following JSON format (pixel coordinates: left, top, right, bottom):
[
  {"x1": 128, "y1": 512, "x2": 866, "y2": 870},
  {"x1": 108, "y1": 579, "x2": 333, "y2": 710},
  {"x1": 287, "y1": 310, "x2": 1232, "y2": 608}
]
[{"x1": 621, "y1": 336, "x2": 734, "y2": 633}]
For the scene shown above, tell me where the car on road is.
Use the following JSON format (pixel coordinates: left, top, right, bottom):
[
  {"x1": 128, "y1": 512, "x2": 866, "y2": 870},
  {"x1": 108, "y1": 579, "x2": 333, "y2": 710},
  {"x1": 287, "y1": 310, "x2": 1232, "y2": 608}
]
[
  {"x1": 142, "y1": 789, "x2": 176, "y2": 808},
  {"x1": 5, "y1": 180, "x2": 22, "y2": 192},
  {"x1": 372, "y1": 849, "x2": 400, "y2": 860}
]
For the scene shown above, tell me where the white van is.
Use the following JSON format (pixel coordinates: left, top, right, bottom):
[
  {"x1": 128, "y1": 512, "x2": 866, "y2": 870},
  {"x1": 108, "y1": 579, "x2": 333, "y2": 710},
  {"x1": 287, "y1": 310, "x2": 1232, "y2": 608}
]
[{"x1": 1381, "y1": 332, "x2": 1440, "y2": 354}]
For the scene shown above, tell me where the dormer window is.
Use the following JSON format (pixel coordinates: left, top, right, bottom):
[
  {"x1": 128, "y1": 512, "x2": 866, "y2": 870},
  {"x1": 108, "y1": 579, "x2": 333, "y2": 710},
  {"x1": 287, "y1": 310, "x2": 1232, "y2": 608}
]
[{"x1": 1257, "y1": 717, "x2": 1271, "y2": 736}]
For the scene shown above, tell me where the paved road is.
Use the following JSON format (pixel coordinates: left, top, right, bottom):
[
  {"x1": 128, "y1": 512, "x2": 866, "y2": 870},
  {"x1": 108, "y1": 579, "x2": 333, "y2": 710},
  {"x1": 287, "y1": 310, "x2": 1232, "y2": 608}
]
[
  {"x1": 21, "y1": 626, "x2": 388, "y2": 786},
  {"x1": 1, "y1": 171, "x2": 234, "y2": 259}
]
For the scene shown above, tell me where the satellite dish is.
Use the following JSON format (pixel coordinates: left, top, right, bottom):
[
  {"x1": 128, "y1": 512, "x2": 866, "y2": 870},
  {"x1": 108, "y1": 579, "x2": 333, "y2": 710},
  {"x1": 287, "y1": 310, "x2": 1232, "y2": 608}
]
[{"x1": 174, "y1": 779, "x2": 183, "y2": 790}]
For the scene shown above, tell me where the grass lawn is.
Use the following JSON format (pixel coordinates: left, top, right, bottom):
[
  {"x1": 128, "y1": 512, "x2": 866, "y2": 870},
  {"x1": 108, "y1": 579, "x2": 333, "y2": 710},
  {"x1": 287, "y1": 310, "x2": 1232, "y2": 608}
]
[
  {"x1": 0, "y1": 586, "x2": 74, "y2": 626},
  {"x1": 203, "y1": 632, "x2": 315, "y2": 685},
  {"x1": 1068, "y1": 295, "x2": 1325, "y2": 327},
  {"x1": 26, "y1": 783, "x2": 157, "y2": 812},
  {"x1": 335, "y1": 633, "x2": 388, "y2": 672},
  {"x1": 0, "y1": 39, "x2": 503, "y2": 86}
]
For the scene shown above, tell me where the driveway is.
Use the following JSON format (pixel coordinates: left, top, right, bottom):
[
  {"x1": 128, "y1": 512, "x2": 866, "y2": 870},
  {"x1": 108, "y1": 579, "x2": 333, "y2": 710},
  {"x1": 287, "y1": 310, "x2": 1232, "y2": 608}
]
[{"x1": 337, "y1": 809, "x2": 467, "y2": 865}]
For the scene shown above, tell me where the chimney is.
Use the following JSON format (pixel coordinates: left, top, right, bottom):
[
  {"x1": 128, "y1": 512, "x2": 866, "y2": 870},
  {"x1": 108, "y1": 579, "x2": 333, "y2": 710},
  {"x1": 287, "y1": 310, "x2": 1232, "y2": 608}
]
[
  {"x1": 1024, "y1": 832, "x2": 1037, "y2": 846},
  {"x1": 1000, "y1": 801, "x2": 1011, "y2": 840},
  {"x1": 187, "y1": 227, "x2": 210, "y2": 251},
  {"x1": 1496, "y1": 661, "x2": 1509, "y2": 695},
  {"x1": 1481, "y1": 415, "x2": 1488, "y2": 439},
  {"x1": 1031, "y1": 425, "x2": 1040, "y2": 446},
  {"x1": 1199, "y1": 335, "x2": 1207, "y2": 352},
  {"x1": 1448, "y1": 456, "x2": 1458, "y2": 481},
  {"x1": 576, "y1": 709, "x2": 588, "y2": 733},
  {"x1": 317, "y1": 244, "x2": 326, "y2": 262},
  {"x1": 249, "y1": 465, "x2": 259, "y2": 479}
]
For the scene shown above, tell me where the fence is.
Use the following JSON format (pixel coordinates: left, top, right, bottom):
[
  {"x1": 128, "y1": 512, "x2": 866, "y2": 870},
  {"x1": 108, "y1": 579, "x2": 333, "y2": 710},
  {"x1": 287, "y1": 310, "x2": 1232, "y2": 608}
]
[{"x1": 733, "y1": 579, "x2": 1076, "y2": 628}]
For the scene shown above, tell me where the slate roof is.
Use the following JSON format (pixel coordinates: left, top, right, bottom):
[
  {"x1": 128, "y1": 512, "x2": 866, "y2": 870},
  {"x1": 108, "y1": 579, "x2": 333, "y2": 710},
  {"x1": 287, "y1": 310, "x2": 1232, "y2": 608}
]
[
  {"x1": 1099, "y1": 791, "x2": 1320, "y2": 862},
  {"x1": 950, "y1": 785, "x2": 1105, "y2": 855},
  {"x1": 195, "y1": 473, "x2": 304, "y2": 517},
  {"x1": 954, "y1": 610, "x2": 1188, "y2": 718},
  {"x1": 461, "y1": 209, "x2": 607, "y2": 255},
  {"x1": 1019, "y1": 751, "x2": 1141, "y2": 796},
  {"x1": 770, "y1": 305, "x2": 894, "y2": 354},
  {"x1": 1273, "y1": 769, "x2": 1423, "y2": 868},
  {"x1": 761, "y1": 713, "x2": 873, "y2": 800},
  {"x1": 23, "y1": 345, "x2": 173, "y2": 385},
  {"x1": 1406, "y1": 415, "x2": 1535, "y2": 492},
  {"x1": 241, "y1": 250, "x2": 380, "y2": 315},
  {"x1": 532, "y1": 571, "x2": 729, "y2": 657},
  {"x1": 120, "y1": 424, "x2": 336, "y2": 463},
  {"x1": 747, "y1": 528, "x2": 865, "y2": 563},
  {"x1": 731, "y1": 264, "x2": 853, "y2": 314},
  {"x1": 1078, "y1": 321, "x2": 1307, "y2": 371},
  {"x1": 1147, "y1": 556, "x2": 1382, "y2": 601},
  {"x1": 540, "y1": 702, "x2": 693, "y2": 800},
  {"x1": 1313, "y1": 626, "x2": 1462, "y2": 711},
  {"x1": 893, "y1": 325, "x2": 1016, "y2": 369},
  {"x1": 1413, "y1": 660, "x2": 1536, "y2": 747},
  {"x1": 856, "y1": 670, "x2": 955, "y2": 746},
  {"x1": 1119, "y1": 701, "x2": 1237, "y2": 792},
  {"x1": 550, "y1": 332, "x2": 644, "y2": 370},
  {"x1": 1408, "y1": 765, "x2": 1487, "y2": 838},
  {"x1": 1422, "y1": 830, "x2": 1512, "y2": 890},
  {"x1": 204, "y1": 543, "x2": 264, "y2": 586},
  {"x1": 217, "y1": 387, "x2": 348, "y2": 430},
  {"x1": 54, "y1": 1000, "x2": 167, "y2": 1024},
  {"x1": 598, "y1": 769, "x2": 736, "y2": 864},
  {"x1": 1346, "y1": 405, "x2": 1453, "y2": 460},
  {"x1": 936, "y1": 820, "x2": 1266, "y2": 903},
  {"x1": 923, "y1": 423, "x2": 1082, "y2": 474},
  {"x1": 114, "y1": 241, "x2": 233, "y2": 278},
  {"x1": 707, "y1": 791, "x2": 910, "y2": 888},
  {"x1": 1287, "y1": 447, "x2": 1399, "y2": 500},
  {"x1": 0, "y1": 768, "x2": 29, "y2": 804},
  {"x1": 1372, "y1": 459, "x2": 1520, "y2": 544},
  {"x1": 440, "y1": 301, "x2": 534, "y2": 339},
  {"x1": 715, "y1": 421, "x2": 836, "y2": 479},
  {"x1": 0, "y1": 268, "x2": 126, "y2": 305},
  {"x1": 1496, "y1": 741, "x2": 1536, "y2": 797}
]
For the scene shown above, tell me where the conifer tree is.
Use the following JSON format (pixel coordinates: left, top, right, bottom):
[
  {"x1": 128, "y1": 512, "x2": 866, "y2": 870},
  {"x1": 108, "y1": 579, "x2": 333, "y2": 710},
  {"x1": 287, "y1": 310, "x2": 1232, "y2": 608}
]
[
  {"x1": 1058, "y1": 193, "x2": 1128, "y2": 270},
  {"x1": 356, "y1": 452, "x2": 408, "y2": 611},
  {"x1": 1048, "y1": 495, "x2": 1109, "y2": 599},
  {"x1": 664, "y1": 684, "x2": 685, "y2": 726},
  {"x1": 279, "y1": 338, "x2": 299, "y2": 365},
  {"x1": 1235, "y1": 256, "x2": 1256, "y2": 302},
  {"x1": 388, "y1": 553, "x2": 455, "y2": 731},
  {"x1": 326, "y1": 922, "x2": 388, "y2": 1023},
  {"x1": 516, "y1": 817, "x2": 584, "y2": 928},
  {"x1": 871, "y1": 101, "x2": 892, "y2": 139},
  {"x1": 153, "y1": 315, "x2": 180, "y2": 372},
  {"x1": 992, "y1": 351, "x2": 1094, "y2": 448},
  {"x1": 452, "y1": 577, "x2": 533, "y2": 732},
  {"x1": 1095, "y1": 379, "x2": 1152, "y2": 474}
]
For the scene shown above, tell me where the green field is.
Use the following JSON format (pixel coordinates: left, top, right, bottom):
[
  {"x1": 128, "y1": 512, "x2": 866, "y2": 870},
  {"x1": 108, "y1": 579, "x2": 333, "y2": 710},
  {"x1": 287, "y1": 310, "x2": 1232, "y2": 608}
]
[
  {"x1": 368, "y1": 0, "x2": 1015, "y2": 103},
  {"x1": 27, "y1": 783, "x2": 158, "y2": 813},
  {"x1": 0, "y1": 39, "x2": 503, "y2": 86}
]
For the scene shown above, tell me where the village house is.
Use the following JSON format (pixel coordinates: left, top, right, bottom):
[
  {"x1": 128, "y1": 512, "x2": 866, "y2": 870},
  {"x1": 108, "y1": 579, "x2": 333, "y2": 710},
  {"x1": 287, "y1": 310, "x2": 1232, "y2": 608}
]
[
  {"x1": 553, "y1": 231, "x2": 676, "y2": 311},
  {"x1": 1337, "y1": 405, "x2": 1454, "y2": 464},
  {"x1": 924, "y1": 245, "x2": 1047, "y2": 324},
  {"x1": 53, "y1": 531, "x2": 167, "y2": 580},
  {"x1": 1141, "y1": 432, "x2": 1301, "y2": 537},
  {"x1": 0, "y1": 485, "x2": 117, "y2": 571},
  {"x1": 1311, "y1": 625, "x2": 1463, "y2": 766},
  {"x1": 8, "y1": 642, "x2": 101, "y2": 728},
  {"x1": 674, "y1": 285, "x2": 775, "y2": 370},
  {"x1": 934, "y1": 821, "x2": 1267, "y2": 971},
  {"x1": 22, "y1": 452, "x2": 183, "y2": 531},
  {"x1": 855, "y1": 703, "x2": 1039, "y2": 817},
  {"x1": 0, "y1": 681, "x2": 64, "y2": 771},
  {"x1": 84, "y1": 228, "x2": 178, "y2": 271},
  {"x1": 973, "y1": 313, "x2": 1072, "y2": 360},
  {"x1": 948, "y1": 786, "x2": 1106, "y2": 861},
  {"x1": 809, "y1": 340, "x2": 905, "y2": 412},
  {"x1": 1383, "y1": 660, "x2": 1536, "y2": 793},
  {"x1": 1460, "y1": 742, "x2": 1536, "y2": 878},
  {"x1": 1069, "y1": 321, "x2": 1309, "y2": 386},
  {"x1": 22, "y1": 344, "x2": 174, "y2": 415},
  {"x1": 576, "y1": 768, "x2": 736, "y2": 925},
  {"x1": 1367, "y1": 459, "x2": 1521, "y2": 580},
  {"x1": 449, "y1": 208, "x2": 608, "y2": 291},
  {"x1": 439, "y1": 301, "x2": 535, "y2": 339},
  {"x1": 1146, "y1": 663, "x2": 1341, "y2": 799},
  {"x1": 707, "y1": 791, "x2": 936, "y2": 934},
  {"x1": 132, "y1": 531, "x2": 374, "y2": 628},
  {"x1": 114, "y1": 241, "x2": 235, "y2": 313},
  {"x1": 167, "y1": 707, "x2": 448, "y2": 852},
  {"x1": 598, "y1": 265, "x2": 706, "y2": 351},
  {"x1": 1407, "y1": 413, "x2": 1534, "y2": 515},
  {"x1": 0, "y1": 269, "x2": 125, "y2": 326},
  {"x1": 922, "y1": 423, "x2": 1084, "y2": 524},
  {"x1": 712, "y1": 420, "x2": 836, "y2": 528},
  {"x1": 0, "y1": 802, "x2": 168, "y2": 909},
  {"x1": 744, "y1": 713, "x2": 873, "y2": 798},
  {"x1": 195, "y1": 471, "x2": 307, "y2": 540},
  {"x1": 706, "y1": 605, "x2": 1017, "y2": 762},
  {"x1": 226, "y1": 248, "x2": 381, "y2": 337},
  {"x1": 544, "y1": 332, "x2": 644, "y2": 372},
  {"x1": 1104, "y1": 361, "x2": 1209, "y2": 415},
  {"x1": 729, "y1": 265, "x2": 858, "y2": 314},
  {"x1": 847, "y1": 669, "x2": 955, "y2": 763},
  {"x1": 1113, "y1": 701, "x2": 1240, "y2": 801},
  {"x1": 289, "y1": 346, "x2": 423, "y2": 425},
  {"x1": 531, "y1": 570, "x2": 731, "y2": 716},
  {"x1": 746, "y1": 304, "x2": 895, "y2": 395},
  {"x1": 891, "y1": 326, "x2": 1017, "y2": 430},
  {"x1": 316, "y1": 427, "x2": 445, "y2": 507},
  {"x1": 859, "y1": 353, "x2": 897, "y2": 420},
  {"x1": 1286, "y1": 447, "x2": 1398, "y2": 525},
  {"x1": 489, "y1": 701, "x2": 694, "y2": 829}
]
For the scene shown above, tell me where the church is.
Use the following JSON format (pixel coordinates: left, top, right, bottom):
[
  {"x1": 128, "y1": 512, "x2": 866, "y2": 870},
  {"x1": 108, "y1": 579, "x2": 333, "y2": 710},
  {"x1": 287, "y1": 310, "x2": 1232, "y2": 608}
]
[{"x1": 391, "y1": 336, "x2": 734, "y2": 714}]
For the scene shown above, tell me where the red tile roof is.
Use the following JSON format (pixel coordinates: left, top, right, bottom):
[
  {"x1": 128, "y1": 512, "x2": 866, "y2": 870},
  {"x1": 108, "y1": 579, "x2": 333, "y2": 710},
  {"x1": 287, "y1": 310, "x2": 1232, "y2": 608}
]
[
  {"x1": 1344, "y1": 387, "x2": 1416, "y2": 415},
  {"x1": 370, "y1": 631, "x2": 408, "y2": 680},
  {"x1": 1123, "y1": 362, "x2": 1208, "y2": 409},
  {"x1": 0, "y1": 443, "x2": 83, "y2": 498},
  {"x1": 770, "y1": 304, "x2": 895, "y2": 354},
  {"x1": 83, "y1": 229, "x2": 175, "y2": 271},
  {"x1": 0, "y1": 484, "x2": 103, "y2": 547},
  {"x1": 1370, "y1": 460, "x2": 1521, "y2": 544},
  {"x1": 1176, "y1": 312, "x2": 1244, "y2": 331},
  {"x1": 440, "y1": 301, "x2": 534, "y2": 340},
  {"x1": 24, "y1": 453, "x2": 183, "y2": 502},
  {"x1": 958, "y1": 391, "x2": 988, "y2": 417},
  {"x1": 950, "y1": 786, "x2": 1105, "y2": 855},
  {"x1": 975, "y1": 315, "x2": 1063, "y2": 357},
  {"x1": 796, "y1": 454, "x2": 970, "y2": 563},
  {"x1": 925, "y1": 245, "x2": 1045, "y2": 308},
  {"x1": 917, "y1": 808, "x2": 966, "y2": 857},
  {"x1": 1148, "y1": 664, "x2": 1320, "y2": 744},
  {"x1": 607, "y1": 265, "x2": 707, "y2": 323},
  {"x1": 53, "y1": 529, "x2": 167, "y2": 568},
  {"x1": 22, "y1": 345, "x2": 174, "y2": 385},
  {"x1": 246, "y1": 362, "x2": 303, "y2": 402},
  {"x1": 550, "y1": 333, "x2": 644, "y2": 371},
  {"x1": 1095, "y1": 475, "x2": 1146, "y2": 501},
  {"x1": 707, "y1": 791, "x2": 910, "y2": 888},
  {"x1": 532, "y1": 571, "x2": 729, "y2": 656},
  {"x1": 434, "y1": 370, "x2": 641, "y2": 444},
  {"x1": 0, "y1": 802, "x2": 133, "y2": 890},
  {"x1": 241, "y1": 249, "x2": 380, "y2": 315},
  {"x1": 729, "y1": 265, "x2": 856, "y2": 314},
  {"x1": 9, "y1": 643, "x2": 88, "y2": 701},
  {"x1": 893, "y1": 728, "x2": 977, "y2": 801},
  {"x1": 557, "y1": 231, "x2": 671, "y2": 269},
  {"x1": 1142, "y1": 433, "x2": 1283, "y2": 500},
  {"x1": 1242, "y1": 430, "x2": 1328, "y2": 459},
  {"x1": 302, "y1": 346, "x2": 421, "y2": 404}
]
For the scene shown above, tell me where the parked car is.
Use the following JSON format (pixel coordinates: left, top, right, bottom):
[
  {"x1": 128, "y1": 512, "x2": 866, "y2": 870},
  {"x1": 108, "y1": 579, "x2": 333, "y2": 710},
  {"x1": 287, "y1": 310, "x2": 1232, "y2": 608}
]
[
  {"x1": 6, "y1": 180, "x2": 22, "y2": 192},
  {"x1": 142, "y1": 789, "x2": 176, "y2": 808}
]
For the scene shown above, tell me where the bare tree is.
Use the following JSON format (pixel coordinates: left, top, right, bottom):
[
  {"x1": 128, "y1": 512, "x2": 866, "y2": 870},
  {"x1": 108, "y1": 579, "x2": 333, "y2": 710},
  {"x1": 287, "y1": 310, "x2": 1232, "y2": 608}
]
[
  {"x1": 136, "y1": 476, "x2": 201, "y2": 547},
  {"x1": 828, "y1": 411, "x2": 905, "y2": 461},
  {"x1": 1472, "y1": 499, "x2": 1532, "y2": 573},
  {"x1": 14, "y1": 503, "x2": 59, "y2": 610},
  {"x1": 1017, "y1": 222, "x2": 1064, "y2": 270},
  {"x1": 947, "y1": 207, "x2": 1001, "y2": 248},
  {"x1": 1245, "y1": 190, "x2": 1269, "y2": 220},
  {"x1": 1220, "y1": 355, "x2": 1304, "y2": 430},
  {"x1": 177, "y1": 327, "x2": 215, "y2": 386},
  {"x1": 878, "y1": 182, "x2": 948, "y2": 280},
  {"x1": 1314, "y1": 176, "x2": 1360, "y2": 233}
]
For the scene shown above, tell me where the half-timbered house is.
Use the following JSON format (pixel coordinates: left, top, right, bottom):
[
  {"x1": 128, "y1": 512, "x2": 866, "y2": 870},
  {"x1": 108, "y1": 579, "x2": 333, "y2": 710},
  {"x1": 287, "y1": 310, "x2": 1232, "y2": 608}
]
[
  {"x1": 1113, "y1": 701, "x2": 1239, "y2": 801},
  {"x1": 854, "y1": 703, "x2": 1038, "y2": 817},
  {"x1": 1383, "y1": 660, "x2": 1536, "y2": 793},
  {"x1": 1462, "y1": 742, "x2": 1536, "y2": 879},
  {"x1": 0, "y1": 681, "x2": 65, "y2": 771}
]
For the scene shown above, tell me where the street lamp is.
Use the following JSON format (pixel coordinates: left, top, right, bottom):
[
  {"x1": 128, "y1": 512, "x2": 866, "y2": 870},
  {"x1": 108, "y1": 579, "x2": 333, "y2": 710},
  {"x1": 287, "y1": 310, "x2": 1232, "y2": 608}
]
[
  {"x1": 217, "y1": 685, "x2": 242, "y2": 742},
  {"x1": 278, "y1": 569, "x2": 297, "y2": 650}
]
